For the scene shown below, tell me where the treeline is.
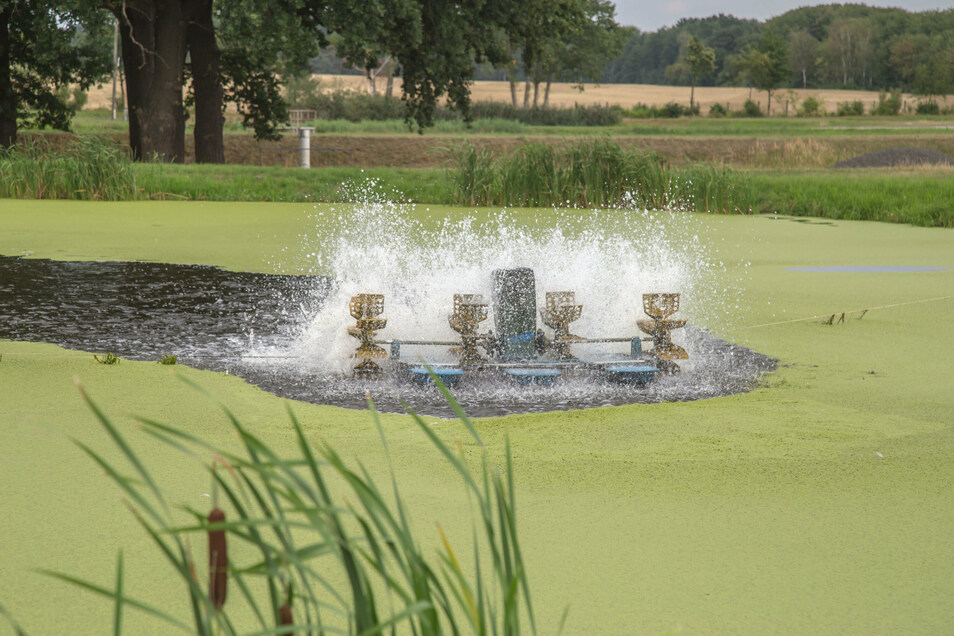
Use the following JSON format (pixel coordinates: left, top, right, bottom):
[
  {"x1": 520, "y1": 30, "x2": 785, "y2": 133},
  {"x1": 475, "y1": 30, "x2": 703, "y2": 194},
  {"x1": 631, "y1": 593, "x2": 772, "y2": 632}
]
[
  {"x1": 1, "y1": 0, "x2": 624, "y2": 162},
  {"x1": 603, "y1": 4, "x2": 954, "y2": 95}
]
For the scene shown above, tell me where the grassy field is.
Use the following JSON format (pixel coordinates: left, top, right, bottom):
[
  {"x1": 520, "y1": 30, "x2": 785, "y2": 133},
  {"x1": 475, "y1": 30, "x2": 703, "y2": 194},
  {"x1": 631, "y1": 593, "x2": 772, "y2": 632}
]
[{"x1": 1, "y1": 199, "x2": 953, "y2": 634}]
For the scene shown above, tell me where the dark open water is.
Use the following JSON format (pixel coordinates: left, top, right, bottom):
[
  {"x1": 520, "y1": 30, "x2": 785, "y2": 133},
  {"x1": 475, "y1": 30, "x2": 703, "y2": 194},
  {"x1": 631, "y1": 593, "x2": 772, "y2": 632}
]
[{"x1": 0, "y1": 256, "x2": 776, "y2": 417}]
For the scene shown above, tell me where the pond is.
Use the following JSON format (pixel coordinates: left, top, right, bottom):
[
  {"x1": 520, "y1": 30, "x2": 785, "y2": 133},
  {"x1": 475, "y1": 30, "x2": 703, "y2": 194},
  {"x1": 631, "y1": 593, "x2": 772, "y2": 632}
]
[{"x1": 0, "y1": 255, "x2": 775, "y2": 417}]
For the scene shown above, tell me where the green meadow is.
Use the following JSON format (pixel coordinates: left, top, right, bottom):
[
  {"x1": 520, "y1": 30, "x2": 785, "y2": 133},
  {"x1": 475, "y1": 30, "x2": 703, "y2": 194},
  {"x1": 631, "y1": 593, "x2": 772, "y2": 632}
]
[{"x1": 1, "y1": 200, "x2": 953, "y2": 634}]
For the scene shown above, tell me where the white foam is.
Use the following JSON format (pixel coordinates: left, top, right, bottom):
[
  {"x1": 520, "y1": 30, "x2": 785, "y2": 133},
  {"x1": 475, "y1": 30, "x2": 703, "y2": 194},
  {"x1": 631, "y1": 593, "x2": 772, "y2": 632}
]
[{"x1": 280, "y1": 182, "x2": 730, "y2": 374}]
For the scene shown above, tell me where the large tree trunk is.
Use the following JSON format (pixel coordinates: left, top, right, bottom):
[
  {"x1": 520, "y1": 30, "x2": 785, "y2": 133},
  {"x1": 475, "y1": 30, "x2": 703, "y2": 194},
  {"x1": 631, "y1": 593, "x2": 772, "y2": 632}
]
[
  {"x1": 188, "y1": 0, "x2": 224, "y2": 163},
  {"x1": 543, "y1": 73, "x2": 551, "y2": 107},
  {"x1": 113, "y1": 1, "x2": 190, "y2": 162},
  {"x1": 0, "y1": 3, "x2": 16, "y2": 148},
  {"x1": 523, "y1": 79, "x2": 531, "y2": 108},
  {"x1": 508, "y1": 75, "x2": 517, "y2": 106}
]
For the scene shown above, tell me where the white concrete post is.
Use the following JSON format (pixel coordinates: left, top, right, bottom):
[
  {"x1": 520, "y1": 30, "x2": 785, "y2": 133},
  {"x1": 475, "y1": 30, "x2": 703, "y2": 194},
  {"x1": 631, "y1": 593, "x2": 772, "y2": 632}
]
[{"x1": 297, "y1": 128, "x2": 312, "y2": 168}]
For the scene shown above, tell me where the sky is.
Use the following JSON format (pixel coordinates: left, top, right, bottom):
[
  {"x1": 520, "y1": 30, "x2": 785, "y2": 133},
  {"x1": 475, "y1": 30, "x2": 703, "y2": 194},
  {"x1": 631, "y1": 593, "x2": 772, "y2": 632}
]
[{"x1": 612, "y1": 0, "x2": 953, "y2": 32}]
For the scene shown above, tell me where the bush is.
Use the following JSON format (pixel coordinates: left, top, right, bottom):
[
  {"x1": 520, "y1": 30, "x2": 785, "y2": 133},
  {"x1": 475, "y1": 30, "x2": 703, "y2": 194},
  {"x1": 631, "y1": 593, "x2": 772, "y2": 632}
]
[
  {"x1": 741, "y1": 99, "x2": 762, "y2": 117},
  {"x1": 286, "y1": 75, "x2": 621, "y2": 126},
  {"x1": 457, "y1": 101, "x2": 623, "y2": 126},
  {"x1": 916, "y1": 100, "x2": 940, "y2": 115},
  {"x1": 708, "y1": 102, "x2": 728, "y2": 118},
  {"x1": 71, "y1": 87, "x2": 89, "y2": 111},
  {"x1": 836, "y1": 100, "x2": 864, "y2": 116},
  {"x1": 873, "y1": 89, "x2": 902, "y2": 116},
  {"x1": 798, "y1": 96, "x2": 825, "y2": 117},
  {"x1": 627, "y1": 103, "x2": 655, "y2": 118},
  {"x1": 626, "y1": 101, "x2": 697, "y2": 119}
]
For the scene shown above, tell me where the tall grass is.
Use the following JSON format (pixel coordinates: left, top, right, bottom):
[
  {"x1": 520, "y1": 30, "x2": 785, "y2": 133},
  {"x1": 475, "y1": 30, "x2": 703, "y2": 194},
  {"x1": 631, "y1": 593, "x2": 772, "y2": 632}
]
[
  {"x1": 35, "y1": 377, "x2": 538, "y2": 635},
  {"x1": 751, "y1": 169, "x2": 954, "y2": 227},
  {"x1": 448, "y1": 139, "x2": 754, "y2": 212},
  {"x1": 0, "y1": 137, "x2": 137, "y2": 200}
]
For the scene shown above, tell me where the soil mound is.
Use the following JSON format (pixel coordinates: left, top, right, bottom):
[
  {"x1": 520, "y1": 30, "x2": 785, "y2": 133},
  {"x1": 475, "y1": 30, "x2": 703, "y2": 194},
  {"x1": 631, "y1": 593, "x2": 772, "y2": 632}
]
[{"x1": 831, "y1": 147, "x2": 954, "y2": 169}]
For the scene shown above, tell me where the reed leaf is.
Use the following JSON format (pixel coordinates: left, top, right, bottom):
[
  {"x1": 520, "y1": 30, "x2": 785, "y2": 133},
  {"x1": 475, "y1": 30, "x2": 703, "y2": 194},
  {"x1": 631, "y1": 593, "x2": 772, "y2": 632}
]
[{"x1": 39, "y1": 378, "x2": 538, "y2": 635}]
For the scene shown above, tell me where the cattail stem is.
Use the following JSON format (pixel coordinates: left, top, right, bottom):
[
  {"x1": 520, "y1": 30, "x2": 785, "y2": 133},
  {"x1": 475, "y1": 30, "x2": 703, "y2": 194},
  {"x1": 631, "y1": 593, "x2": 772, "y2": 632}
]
[
  {"x1": 208, "y1": 507, "x2": 228, "y2": 610},
  {"x1": 279, "y1": 603, "x2": 293, "y2": 635}
]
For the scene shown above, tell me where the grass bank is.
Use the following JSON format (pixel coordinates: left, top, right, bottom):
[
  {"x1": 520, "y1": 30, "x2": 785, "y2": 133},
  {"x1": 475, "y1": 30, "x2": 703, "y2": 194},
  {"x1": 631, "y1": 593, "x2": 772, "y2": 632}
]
[
  {"x1": 4, "y1": 137, "x2": 954, "y2": 226},
  {"x1": 750, "y1": 168, "x2": 954, "y2": 227},
  {"x1": 2, "y1": 203, "x2": 953, "y2": 634}
]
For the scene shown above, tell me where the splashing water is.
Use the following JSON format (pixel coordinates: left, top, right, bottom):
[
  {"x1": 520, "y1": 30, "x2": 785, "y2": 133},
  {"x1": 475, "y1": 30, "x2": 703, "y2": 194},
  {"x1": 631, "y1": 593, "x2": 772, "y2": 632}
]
[
  {"x1": 0, "y1": 181, "x2": 771, "y2": 417},
  {"x1": 247, "y1": 185, "x2": 772, "y2": 416}
]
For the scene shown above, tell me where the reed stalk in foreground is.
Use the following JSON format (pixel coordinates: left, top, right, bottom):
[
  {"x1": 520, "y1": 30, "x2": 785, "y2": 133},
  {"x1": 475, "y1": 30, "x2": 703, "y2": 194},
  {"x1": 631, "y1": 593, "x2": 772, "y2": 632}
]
[{"x1": 27, "y1": 374, "x2": 539, "y2": 636}]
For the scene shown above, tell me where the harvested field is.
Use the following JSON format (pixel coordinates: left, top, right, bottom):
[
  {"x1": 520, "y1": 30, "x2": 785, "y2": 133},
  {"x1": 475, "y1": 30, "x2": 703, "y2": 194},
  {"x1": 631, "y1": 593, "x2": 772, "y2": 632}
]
[
  {"x1": 832, "y1": 146, "x2": 954, "y2": 168},
  {"x1": 83, "y1": 76, "x2": 947, "y2": 113}
]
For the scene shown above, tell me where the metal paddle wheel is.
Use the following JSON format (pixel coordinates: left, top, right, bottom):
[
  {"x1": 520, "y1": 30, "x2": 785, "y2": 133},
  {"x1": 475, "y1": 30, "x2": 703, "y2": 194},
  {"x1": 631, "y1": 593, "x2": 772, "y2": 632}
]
[{"x1": 347, "y1": 269, "x2": 689, "y2": 386}]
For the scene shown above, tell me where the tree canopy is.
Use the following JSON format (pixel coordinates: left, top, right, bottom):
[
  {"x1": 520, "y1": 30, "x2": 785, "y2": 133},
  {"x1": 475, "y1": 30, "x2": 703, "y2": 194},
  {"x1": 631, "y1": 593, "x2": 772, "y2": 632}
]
[
  {"x1": 736, "y1": 29, "x2": 788, "y2": 114},
  {"x1": 0, "y1": 0, "x2": 110, "y2": 148},
  {"x1": 681, "y1": 35, "x2": 715, "y2": 111},
  {"x1": 603, "y1": 4, "x2": 954, "y2": 95}
]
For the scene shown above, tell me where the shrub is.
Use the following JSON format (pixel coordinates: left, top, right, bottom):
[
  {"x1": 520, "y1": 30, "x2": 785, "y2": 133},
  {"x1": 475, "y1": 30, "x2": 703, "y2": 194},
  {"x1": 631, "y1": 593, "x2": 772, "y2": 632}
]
[
  {"x1": 660, "y1": 101, "x2": 685, "y2": 118},
  {"x1": 836, "y1": 100, "x2": 865, "y2": 116},
  {"x1": 741, "y1": 99, "x2": 762, "y2": 117},
  {"x1": 458, "y1": 101, "x2": 623, "y2": 126},
  {"x1": 873, "y1": 89, "x2": 902, "y2": 115},
  {"x1": 625, "y1": 101, "x2": 697, "y2": 119},
  {"x1": 71, "y1": 87, "x2": 89, "y2": 111},
  {"x1": 798, "y1": 96, "x2": 825, "y2": 117},
  {"x1": 708, "y1": 102, "x2": 728, "y2": 118},
  {"x1": 286, "y1": 76, "x2": 621, "y2": 126},
  {"x1": 915, "y1": 100, "x2": 940, "y2": 115}
]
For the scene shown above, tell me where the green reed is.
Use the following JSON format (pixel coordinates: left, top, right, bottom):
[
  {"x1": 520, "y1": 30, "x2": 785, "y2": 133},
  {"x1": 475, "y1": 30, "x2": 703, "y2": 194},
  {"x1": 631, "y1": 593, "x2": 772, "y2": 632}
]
[
  {"x1": 34, "y1": 376, "x2": 538, "y2": 635},
  {"x1": 0, "y1": 137, "x2": 137, "y2": 200},
  {"x1": 447, "y1": 138, "x2": 753, "y2": 212},
  {"x1": 750, "y1": 169, "x2": 954, "y2": 227}
]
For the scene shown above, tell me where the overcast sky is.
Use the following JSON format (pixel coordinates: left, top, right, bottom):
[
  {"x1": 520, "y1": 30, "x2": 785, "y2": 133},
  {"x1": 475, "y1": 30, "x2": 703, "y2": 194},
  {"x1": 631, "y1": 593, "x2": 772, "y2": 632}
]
[{"x1": 612, "y1": 0, "x2": 953, "y2": 32}]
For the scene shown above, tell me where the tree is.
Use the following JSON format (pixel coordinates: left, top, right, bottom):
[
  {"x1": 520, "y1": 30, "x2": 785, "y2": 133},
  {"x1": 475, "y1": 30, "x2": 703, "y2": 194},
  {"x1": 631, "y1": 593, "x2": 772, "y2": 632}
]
[
  {"x1": 888, "y1": 33, "x2": 931, "y2": 87},
  {"x1": 104, "y1": 1, "x2": 194, "y2": 162},
  {"x1": 475, "y1": 0, "x2": 588, "y2": 109},
  {"x1": 215, "y1": 0, "x2": 325, "y2": 144},
  {"x1": 89, "y1": 0, "x2": 546, "y2": 161},
  {"x1": 737, "y1": 29, "x2": 788, "y2": 115},
  {"x1": 912, "y1": 42, "x2": 954, "y2": 101},
  {"x1": 788, "y1": 28, "x2": 819, "y2": 88},
  {"x1": 682, "y1": 35, "x2": 714, "y2": 112},
  {"x1": 0, "y1": 0, "x2": 110, "y2": 148},
  {"x1": 551, "y1": 0, "x2": 625, "y2": 99},
  {"x1": 826, "y1": 18, "x2": 874, "y2": 87}
]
